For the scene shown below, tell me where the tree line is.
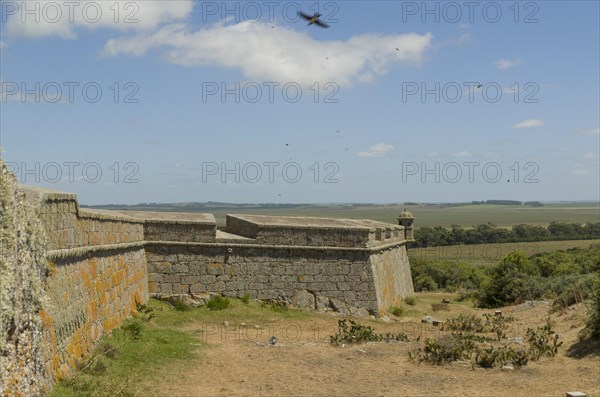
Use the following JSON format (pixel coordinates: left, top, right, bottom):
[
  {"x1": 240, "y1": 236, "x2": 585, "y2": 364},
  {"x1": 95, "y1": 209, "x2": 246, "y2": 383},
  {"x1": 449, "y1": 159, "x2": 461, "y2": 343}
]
[{"x1": 413, "y1": 222, "x2": 600, "y2": 248}]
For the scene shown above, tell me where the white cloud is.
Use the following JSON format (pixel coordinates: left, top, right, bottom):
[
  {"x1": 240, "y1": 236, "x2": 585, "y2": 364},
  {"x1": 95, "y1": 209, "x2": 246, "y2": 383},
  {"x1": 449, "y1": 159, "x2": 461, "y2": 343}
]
[
  {"x1": 427, "y1": 151, "x2": 440, "y2": 157},
  {"x1": 577, "y1": 127, "x2": 600, "y2": 136},
  {"x1": 103, "y1": 22, "x2": 433, "y2": 87},
  {"x1": 358, "y1": 143, "x2": 394, "y2": 158},
  {"x1": 5, "y1": 0, "x2": 194, "y2": 39},
  {"x1": 571, "y1": 169, "x2": 589, "y2": 175},
  {"x1": 583, "y1": 152, "x2": 599, "y2": 159},
  {"x1": 513, "y1": 119, "x2": 544, "y2": 129},
  {"x1": 496, "y1": 58, "x2": 521, "y2": 69},
  {"x1": 451, "y1": 151, "x2": 471, "y2": 157}
]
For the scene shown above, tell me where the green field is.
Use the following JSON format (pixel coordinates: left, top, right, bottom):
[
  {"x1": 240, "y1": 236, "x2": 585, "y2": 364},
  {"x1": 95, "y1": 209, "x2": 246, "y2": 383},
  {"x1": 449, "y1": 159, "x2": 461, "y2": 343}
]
[
  {"x1": 408, "y1": 239, "x2": 600, "y2": 267},
  {"x1": 204, "y1": 204, "x2": 599, "y2": 228}
]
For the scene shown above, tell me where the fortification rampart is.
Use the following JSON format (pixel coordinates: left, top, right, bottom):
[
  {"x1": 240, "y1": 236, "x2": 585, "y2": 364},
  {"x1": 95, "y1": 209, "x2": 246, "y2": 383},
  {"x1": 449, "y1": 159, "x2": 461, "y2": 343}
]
[
  {"x1": 1, "y1": 183, "x2": 149, "y2": 395},
  {"x1": 1, "y1": 175, "x2": 414, "y2": 395},
  {"x1": 127, "y1": 212, "x2": 414, "y2": 316}
]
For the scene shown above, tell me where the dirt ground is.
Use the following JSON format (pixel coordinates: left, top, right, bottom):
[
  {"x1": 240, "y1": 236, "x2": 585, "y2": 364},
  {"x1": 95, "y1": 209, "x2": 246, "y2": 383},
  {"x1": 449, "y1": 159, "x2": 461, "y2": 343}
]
[{"x1": 136, "y1": 295, "x2": 600, "y2": 397}]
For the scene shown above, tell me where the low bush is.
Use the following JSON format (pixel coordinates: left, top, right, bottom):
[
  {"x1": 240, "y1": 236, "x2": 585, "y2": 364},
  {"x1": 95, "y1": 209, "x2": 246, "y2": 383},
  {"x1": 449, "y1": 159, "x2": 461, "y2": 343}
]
[
  {"x1": 389, "y1": 306, "x2": 404, "y2": 317},
  {"x1": 241, "y1": 293, "x2": 250, "y2": 304},
  {"x1": 411, "y1": 334, "x2": 476, "y2": 365},
  {"x1": 475, "y1": 346, "x2": 528, "y2": 368},
  {"x1": 526, "y1": 324, "x2": 563, "y2": 360},
  {"x1": 330, "y1": 319, "x2": 408, "y2": 346},
  {"x1": 442, "y1": 314, "x2": 484, "y2": 333},
  {"x1": 416, "y1": 316, "x2": 561, "y2": 369},
  {"x1": 482, "y1": 313, "x2": 515, "y2": 341},
  {"x1": 122, "y1": 319, "x2": 143, "y2": 340},
  {"x1": 206, "y1": 295, "x2": 230, "y2": 311},
  {"x1": 411, "y1": 259, "x2": 486, "y2": 293},
  {"x1": 586, "y1": 274, "x2": 600, "y2": 339}
]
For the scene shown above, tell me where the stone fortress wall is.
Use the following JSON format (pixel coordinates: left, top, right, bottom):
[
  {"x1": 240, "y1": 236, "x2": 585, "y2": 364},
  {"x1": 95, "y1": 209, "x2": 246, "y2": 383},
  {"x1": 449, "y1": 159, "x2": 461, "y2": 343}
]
[
  {"x1": 0, "y1": 174, "x2": 415, "y2": 395},
  {"x1": 138, "y1": 213, "x2": 415, "y2": 317},
  {"x1": 23, "y1": 188, "x2": 149, "y2": 383}
]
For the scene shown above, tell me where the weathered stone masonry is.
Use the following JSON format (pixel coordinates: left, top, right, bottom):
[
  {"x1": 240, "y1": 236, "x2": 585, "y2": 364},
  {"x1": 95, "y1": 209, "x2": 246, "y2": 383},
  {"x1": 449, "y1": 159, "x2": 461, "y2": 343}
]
[
  {"x1": 138, "y1": 213, "x2": 415, "y2": 317},
  {"x1": 1, "y1": 178, "x2": 415, "y2": 395},
  {"x1": 31, "y1": 188, "x2": 149, "y2": 383},
  {"x1": 1, "y1": 182, "x2": 148, "y2": 396}
]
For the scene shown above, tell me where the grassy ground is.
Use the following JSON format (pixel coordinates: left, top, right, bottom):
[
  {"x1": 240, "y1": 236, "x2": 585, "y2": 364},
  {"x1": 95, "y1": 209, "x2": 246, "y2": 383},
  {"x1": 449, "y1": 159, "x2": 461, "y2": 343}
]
[
  {"x1": 408, "y1": 239, "x2": 600, "y2": 267},
  {"x1": 49, "y1": 295, "x2": 599, "y2": 397},
  {"x1": 48, "y1": 299, "x2": 310, "y2": 397}
]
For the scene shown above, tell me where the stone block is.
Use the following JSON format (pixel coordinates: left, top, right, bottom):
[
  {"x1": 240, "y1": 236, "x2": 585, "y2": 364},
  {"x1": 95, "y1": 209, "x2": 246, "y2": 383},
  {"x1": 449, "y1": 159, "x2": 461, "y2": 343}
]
[
  {"x1": 292, "y1": 290, "x2": 315, "y2": 310},
  {"x1": 173, "y1": 263, "x2": 189, "y2": 273}
]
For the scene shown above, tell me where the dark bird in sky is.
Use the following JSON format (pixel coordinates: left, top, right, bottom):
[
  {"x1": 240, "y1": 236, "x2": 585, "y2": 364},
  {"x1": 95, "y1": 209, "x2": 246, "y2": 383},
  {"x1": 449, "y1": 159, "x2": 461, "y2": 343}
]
[
  {"x1": 476, "y1": 84, "x2": 483, "y2": 89},
  {"x1": 395, "y1": 48, "x2": 400, "y2": 51},
  {"x1": 298, "y1": 11, "x2": 330, "y2": 28}
]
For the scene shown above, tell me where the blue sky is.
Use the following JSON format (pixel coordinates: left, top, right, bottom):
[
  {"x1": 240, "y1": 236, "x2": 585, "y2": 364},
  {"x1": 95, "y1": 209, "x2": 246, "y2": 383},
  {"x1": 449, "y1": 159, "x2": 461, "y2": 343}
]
[{"x1": 1, "y1": 0, "x2": 599, "y2": 204}]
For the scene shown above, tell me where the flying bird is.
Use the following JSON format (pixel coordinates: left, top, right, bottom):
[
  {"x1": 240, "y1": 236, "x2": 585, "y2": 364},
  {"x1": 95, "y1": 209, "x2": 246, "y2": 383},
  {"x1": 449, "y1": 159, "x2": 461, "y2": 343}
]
[
  {"x1": 476, "y1": 84, "x2": 483, "y2": 89},
  {"x1": 298, "y1": 11, "x2": 330, "y2": 28}
]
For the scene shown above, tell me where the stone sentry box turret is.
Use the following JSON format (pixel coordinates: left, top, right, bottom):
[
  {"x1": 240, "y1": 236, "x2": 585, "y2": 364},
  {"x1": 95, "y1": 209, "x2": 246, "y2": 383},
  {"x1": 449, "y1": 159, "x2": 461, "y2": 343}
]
[
  {"x1": 397, "y1": 208, "x2": 415, "y2": 242},
  {"x1": 143, "y1": 212, "x2": 416, "y2": 317}
]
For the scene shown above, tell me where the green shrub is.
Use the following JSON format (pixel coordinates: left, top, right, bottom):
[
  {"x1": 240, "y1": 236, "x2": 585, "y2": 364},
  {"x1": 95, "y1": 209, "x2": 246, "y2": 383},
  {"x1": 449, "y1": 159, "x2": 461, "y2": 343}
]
[
  {"x1": 475, "y1": 346, "x2": 528, "y2": 368},
  {"x1": 412, "y1": 334, "x2": 476, "y2": 365},
  {"x1": 122, "y1": 319, "x2": 144, "y2": 340},
  {"x1": 389, "y1": 306, "x2": 404, "y2": 317},
  {"x1": 526, "y1": 324, "x2": 563, "y2": 360},
  {"x1": 414, "y1": 274, "x2": 437, "y2": 292},
  {"x1": 482, "y1": 313, "x2": 515, "y2": 341},
  {"x1": 206, "y1": 295, "x2": 230, "y2": 311},
  {"x1": 477, "y1": 247, "x2": 599, "y2": 308},
  {"x1": 404, "y1": 296, "x2": 417, "y2": 306},
  {"x1": 477, "y1": 252, "x2": 543, "y2": 307},
  {"x1": 330, "y1": 319, "x2": 408, "y2": 346},
  {"x1": 136, "y1": 303, "x2": 155, "y2": 322},
  {"x1": 241, "y1": 293, "x2": 250, "y2": 304},
  {"x1": 412, "y1": 316, "x2": 562, "y2": 369},
  {"x1": 551, "y1": 273, "x2": 596, "y2": 309},
  {"x1": 411, "y1": 258, "x2": 486, "y2": 293},
  {"x1": 586, "y1": 274, "x2": 600, "y2": 339},
  {"x1": 442, "y1": 314, "x2": 484, "y2": 333},
  {"x1": 173, "y1": 299, "x2": 190, "y2": 311},
  {"x1": 266, "y1": 300, "x2": 288, "y2": 312}
]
